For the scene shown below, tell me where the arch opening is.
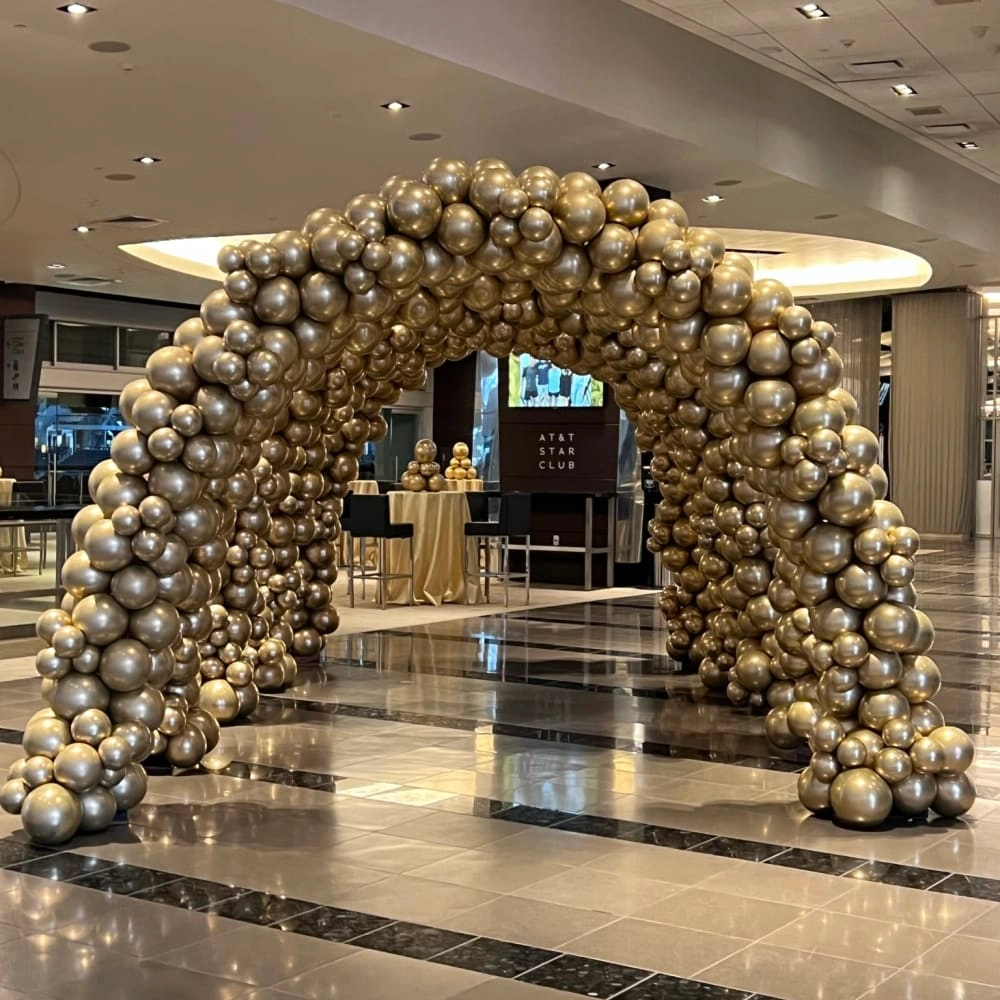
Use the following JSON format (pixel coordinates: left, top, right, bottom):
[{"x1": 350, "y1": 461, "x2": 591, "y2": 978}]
[{"x1": 0, "y1": 158, "x2": 974, "y2": 844}]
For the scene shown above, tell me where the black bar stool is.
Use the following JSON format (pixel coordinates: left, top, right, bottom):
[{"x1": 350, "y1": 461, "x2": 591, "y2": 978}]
[
  {"x1": 464, "y1": 492, "x2": 531, "y2": 607},
  {"x1": 345, "y1": 495, "x2": 415, "y2": 608}
]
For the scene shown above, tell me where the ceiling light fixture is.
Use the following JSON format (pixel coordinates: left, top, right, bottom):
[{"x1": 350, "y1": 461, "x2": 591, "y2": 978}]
[
  {"x1": 592, "y1": 162, "x2": 615, "y2": 170},
  {"x1": 47, "y1": 263, "x2": 66, "y2": 270},
  {"x1": 796, "y1": 3, "x2": 830, "y2": 19},
  {"x1": 73, "y1": 225, "x2": 92, "y2": 233},
  {"x1": 133, "y1": 155, "x2": 160, "y2": 165},
  {"x1": 380, "y1": 100, "x2": 410, "y2": 111},
  {"x1": 892, "y1": 83, "x2": 918, "y2": 96},
  {"x1": 58, "y1": 3, "x2": 97, "y2": 13},
  {"x1": 958, "y1": 139, "x2": 980, "y2": 149},
  {"x1": 702, "y1": 193, "x2": 724, "y2": 204}
]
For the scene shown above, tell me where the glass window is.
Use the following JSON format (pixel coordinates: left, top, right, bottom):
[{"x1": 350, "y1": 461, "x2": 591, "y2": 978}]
[
  {"x1": 35, "y1": 392, "x2": 128, "y2": 502},
  {"x1": 54, "y1": 323, "x2": 116, "y2": 366},
  {"x1": 374, "y1": 409, "x2": 420, "y2": 483},
  {"x1": 120, "y1": 328, "x2": 167, "y2": 368}
]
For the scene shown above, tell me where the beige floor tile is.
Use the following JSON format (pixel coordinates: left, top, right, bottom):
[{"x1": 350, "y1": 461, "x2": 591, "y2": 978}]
[
  {"x1": 0, "y1": 878, "x2": 118, "y2": 934},
  {"x1": 52, "y1": 897, "x2": 235, "y2": 958},
  {"x1": 633, "y1": 886, "x2": 807, "y2": 939},
  {"x1": 909, "y1": 839, "x2": 1000, "y2": 879},
  {"x1": 913, "y1": 934, "x2": 1000, "y2": 987},
  {"x1": 762, "y1": 909, "x2": 946, "y2": 967},
  {"x1": 486, "y1": 826, "x2": 626, "y2": 864},
  {"x1": 370, "y1": 787, "x2": 458, "y2": 807},
  {"x1": 563, "y1": 917, "x2": 744, "y2": 978},
  {"x1": 325, "y1": 874, "x2": 498, "y2": 924},
  {"x1": 156, "y1": 922, "x2": 354, "y2": 986},
  {"x1": 955, "y1": 903, "x2": 1000, "y2": 941},
  {"x1": 827, "y1": 880, "x2": 991, "y2": 934},
  {"x1": 438, "y1": 894, "x2": 615, "y2": 949},
  {"x1": 514, "y1": 866, "x2": 680, "y2": 916},
  {"x1": 452, "y1": 980, "x2": 574, "y2": 999},
  {"x1": 272, "y1": 948, "x2": 488, "y2": 999},
  {"x1": 583, "y1": 840, "x2": 735, "y2": 885},
  {"x1": 410, "y1": 847, "x2": 571, "y2": 894},
  {"x1": 700, "y1": 942, "x2": 895, "y2": 1000},
  {"x1": 860, "y1": 969, "x2": 1000, "y2": 999},
  {"x1": 382, "y1": 810, "x2": 524, "y2": 848},
  {"x1": 322, "y1": 832, "x2": 460, "y2": 874},
  {"x1": 699, "y1": 859, "x2": 852, "y2": 907}
]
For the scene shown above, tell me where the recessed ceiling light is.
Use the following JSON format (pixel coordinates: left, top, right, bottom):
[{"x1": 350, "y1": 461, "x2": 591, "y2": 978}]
[
  {"x1": 380, "y1": 101, "x2": 410, "y2": 111},
  {"x1": 408, "y1": 132, "x2": 440, "y2": 142},
  {"x1": 59, "y1": 3, "x2": 97, "y2": 13},
  {"x1": 958, "y1": 140, "x2": 980, "y2": 149},
  {"x1": 796, "y1": 3, "x2": 830, "y2": 19},
  {"x1": 47, "y1": 263, "x2": 66, "y2": 270},
  {"x1": 892, "y1": 83, "x2": 918, "y2": 96},
  {"x1": 133, "y1": 155, "x2": 160, "y2": 165},
  {"x1": 73, "y1": 225, "x2": 93, "y2": 233},
  {"x1": 593, "y1": 162, "x2": 615, "y2": 170},
  {"x1": 702, "y1": 193, "x2": 724, "y2": 204}
]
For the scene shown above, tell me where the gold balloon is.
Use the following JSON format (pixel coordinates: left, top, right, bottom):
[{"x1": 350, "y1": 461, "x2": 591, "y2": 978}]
[{"x1": 829, "y1": 768, "x2": 893, "y2": 827}]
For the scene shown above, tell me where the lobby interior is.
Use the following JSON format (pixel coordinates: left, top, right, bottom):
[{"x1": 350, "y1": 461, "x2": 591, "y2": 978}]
[{"x1": 4, "y1": 1, "x2": 1000, "y2": 999}]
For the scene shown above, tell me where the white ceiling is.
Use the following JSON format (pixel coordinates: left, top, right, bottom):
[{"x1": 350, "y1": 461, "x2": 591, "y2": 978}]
[
  {"x1": 1, "y1": 0, "x2": 1000, "y2": 306},
  {"x1": 629, "y1": 0, "x2": 1000, "y2": 180}
]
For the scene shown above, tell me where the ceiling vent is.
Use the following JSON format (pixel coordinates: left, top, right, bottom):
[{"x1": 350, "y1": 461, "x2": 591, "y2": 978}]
[
  {"x1": 93, "y1": 214, "x2": 164, "y2": 229},
  {"x1": 729, "y1": 247, "x2": 786, "y2": 256},
  {"x1": 932, "y1": 0, "x2": 979, "y2": 5},
  {"x1": 907, "y1": 105, "x2": 946, "y2": 116},
  {"x1": 845, "y1": 58, "x2": 904, "y2": 75},
  {"x1": 922, "y1": 122, "x2": 973, "y2": 135},
  {"x1": 55, "y1": 274, "x2": 120, "y2": 287}
]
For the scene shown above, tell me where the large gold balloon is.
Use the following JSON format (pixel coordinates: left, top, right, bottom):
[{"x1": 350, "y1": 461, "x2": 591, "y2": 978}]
[{"x1": 829, "y1": 768, "x2": 893, "y2": 827}]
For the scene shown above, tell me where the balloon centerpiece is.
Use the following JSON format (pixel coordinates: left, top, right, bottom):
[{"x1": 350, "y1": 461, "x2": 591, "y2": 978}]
[
  {"x1": 0, "y1": 157, "x2": 974, "y2": 843},
  {"x1": 399, "y1": 438, "x2": 447, "y2": 492},
  {"x1": 444, "y1": 442, "x2": 481, "y2": 489}
]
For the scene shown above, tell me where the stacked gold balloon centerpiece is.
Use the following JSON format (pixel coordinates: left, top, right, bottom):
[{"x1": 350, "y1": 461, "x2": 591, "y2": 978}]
[
  {"x1": 0, "y1": 156, "x2": 973, "y2": 843},
  {"x1": 444, "y1": 442, "x2": 482, "y2": 490},
  {"x1": 400, "y1": 438, "x2": 447, "y2": 492}
]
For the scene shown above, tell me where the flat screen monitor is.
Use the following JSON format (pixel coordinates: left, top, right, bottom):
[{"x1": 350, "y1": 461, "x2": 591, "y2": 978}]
[{"x1": 508, "y1": 356, "x2": 603, "y2": 408}]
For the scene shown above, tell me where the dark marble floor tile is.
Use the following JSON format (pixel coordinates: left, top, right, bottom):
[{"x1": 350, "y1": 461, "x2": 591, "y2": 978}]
[
  {"x1": 131, "y1": 875, "x2": 250, "y2": 910},
  {"x1": 276, "y1": 904, "x2": 392, "y2": 942},
  {"x1": 621, "y1": 825, "x2": 715, "y2": 850},
  {"x1": 70, "y1": 863, "x2": 181, "y2": 895},
  {"x1": 517, "y1": 954, "x2": 652, "y2": 997},
  {"x1": 553, "y1": 815, "x2": 645, "y2": 840},
  {"x1": 847, "y1": 861, "x2": 951, "y2": 889},
  {"x1": 9, "y1": 850, "x2": 116, "y2": 881},
  {"x1": 212, "y1": 761, "x2": 281, "y2": 781},
  {"x1": 0, "y1": 837, "x2": 56, "y2": 867},
  {"x1": 349, "y1": 920, "x2": 473, "y2": 960},
  {"x1": 931, "y1": 873, "x2": 1000, "y2": 902},
  {"x1": 765, "y1": 848, "x2": 866, "y2": 876},
  {"x1": 617, "y1": 973, "x2": 754, "y2": 999},
  {"x1": 204, "y1": 890, "x2": 318, "y2": 924},
  {"x1": 690, "y1": 837, "x2": 786, "y2": 863},
  {"x1": 260, "y1": 768, "x2": 336, "y2": 790},
  {"x1": 433, "y1": 937, "x2": 560, "y2": 978},
  {"x1": 491, "y1": 804, "x2": 575, "y2": 827}
]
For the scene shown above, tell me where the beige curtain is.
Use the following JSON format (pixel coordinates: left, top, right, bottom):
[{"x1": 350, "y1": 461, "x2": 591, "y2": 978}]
[
  {"x1": 890, "y1": 290, "x2": 983, "y2": 537},
  {"x1": 809, "y1": 297, "x2": 882, "y2": 433}
]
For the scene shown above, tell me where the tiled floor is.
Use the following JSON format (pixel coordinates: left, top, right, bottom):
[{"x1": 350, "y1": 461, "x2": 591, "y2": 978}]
[{"x1": 1, "y1": 542, "x2": 1000, "y2": 997}]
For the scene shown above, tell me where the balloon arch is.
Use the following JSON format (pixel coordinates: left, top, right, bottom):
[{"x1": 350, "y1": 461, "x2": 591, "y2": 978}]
[{"x1": 1, "y1": 158, "x2": 976, "y2": 843}]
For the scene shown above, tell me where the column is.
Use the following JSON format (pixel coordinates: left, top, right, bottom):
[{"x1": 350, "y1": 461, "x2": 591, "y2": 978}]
[
  {"x1": 809, "y1": 297, "x2": 883, "y2": 433},
  {"x1": 890, "y1": 290, "x2": 983, "y2": 537}
]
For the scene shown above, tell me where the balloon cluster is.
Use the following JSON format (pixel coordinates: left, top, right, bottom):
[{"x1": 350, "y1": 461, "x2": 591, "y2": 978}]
[
  {"x1": 400, "y1": 438, "x2": 447, "y2": 492},
  {"x1": 2, "y1": 157, "x2": 972, "y2": 842},
  {"x1": 445, "y1": 442, "x2": 479, "y2": 483}
]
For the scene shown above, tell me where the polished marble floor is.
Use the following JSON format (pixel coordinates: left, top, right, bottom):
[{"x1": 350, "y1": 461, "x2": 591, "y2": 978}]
[{"x1": 2, "y1": 543, "x2": 1000, "y2": 997}]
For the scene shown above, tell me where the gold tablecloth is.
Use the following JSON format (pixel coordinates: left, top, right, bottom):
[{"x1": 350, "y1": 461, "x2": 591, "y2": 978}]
[
  {"x1": 445, "y1": 479, "x2": 484, "y2": 492},
  {"x1": 0, "y1": 479, "x2": 28, "y2": 574},
  {"x1": 385, "y1": 491, "x2": 481, "y2": 606},
  {"x1": 348, "y1": 480, "x2": 379, "y2": 496}
]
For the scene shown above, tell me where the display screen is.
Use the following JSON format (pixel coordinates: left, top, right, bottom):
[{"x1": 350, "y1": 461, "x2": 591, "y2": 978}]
[{"x1": 507, "y1": 356, "x2": 603, "y2": 408}]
